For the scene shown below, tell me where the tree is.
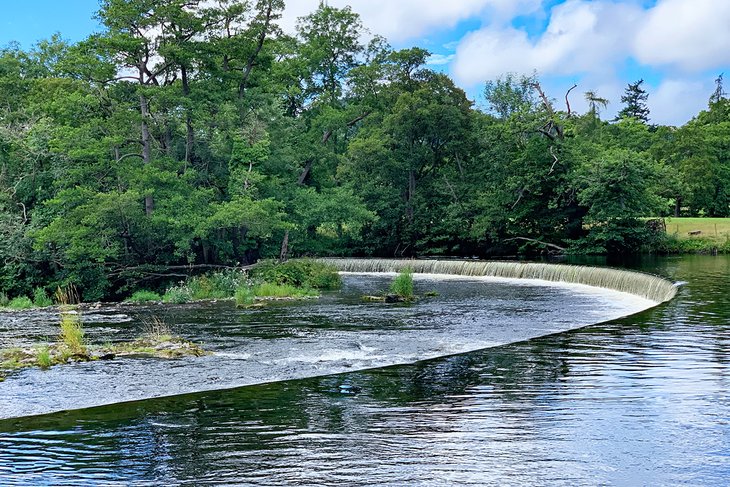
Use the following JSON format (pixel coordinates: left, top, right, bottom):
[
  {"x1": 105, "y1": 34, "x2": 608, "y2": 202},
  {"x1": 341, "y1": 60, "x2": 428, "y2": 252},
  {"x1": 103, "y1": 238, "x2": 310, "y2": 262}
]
[
  {"x1": 618, "y1": 79, "x2": 650, "y2": 123},
  {"x1": 709, "y1": 73, "x2": 727, "y2": 106}
]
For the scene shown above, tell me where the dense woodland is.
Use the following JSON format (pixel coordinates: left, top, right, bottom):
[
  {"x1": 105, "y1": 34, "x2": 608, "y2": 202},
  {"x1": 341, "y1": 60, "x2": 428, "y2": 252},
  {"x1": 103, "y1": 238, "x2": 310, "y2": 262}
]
[{"x1": 1, "y1": 0, "x2": 729, "y2": 300}]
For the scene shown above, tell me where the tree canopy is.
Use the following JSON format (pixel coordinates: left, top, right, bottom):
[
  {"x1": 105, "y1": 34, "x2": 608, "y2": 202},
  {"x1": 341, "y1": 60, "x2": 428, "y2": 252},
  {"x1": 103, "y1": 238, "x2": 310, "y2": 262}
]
[{"x1": 0, "y1": 1, "x2": 727, "y2": 300}]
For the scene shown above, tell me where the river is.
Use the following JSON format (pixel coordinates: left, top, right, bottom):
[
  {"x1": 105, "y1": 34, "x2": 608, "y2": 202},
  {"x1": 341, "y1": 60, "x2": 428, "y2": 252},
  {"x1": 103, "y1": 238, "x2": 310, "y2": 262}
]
[{"x1": 0, "y1": 255, "x2": 728, "y2": 485}]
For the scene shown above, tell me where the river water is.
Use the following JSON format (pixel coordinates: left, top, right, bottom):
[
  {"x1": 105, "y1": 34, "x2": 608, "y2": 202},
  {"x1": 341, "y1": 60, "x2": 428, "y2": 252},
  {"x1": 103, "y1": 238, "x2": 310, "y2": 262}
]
[{"x1": 0, "y1": 256, "x2": 728, "y2": 486}]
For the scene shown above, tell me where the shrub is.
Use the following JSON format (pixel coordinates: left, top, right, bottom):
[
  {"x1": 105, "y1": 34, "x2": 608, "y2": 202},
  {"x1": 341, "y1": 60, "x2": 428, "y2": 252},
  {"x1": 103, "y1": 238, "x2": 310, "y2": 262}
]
[
  {"x1": 235, "y1": 286, "x2": 255, "y2": 307},
  {"x1": 162, "y1": 285, "x2": 193, "y2": 304},
  {"x1": 32, "y1": 288, "x2": 53, "y2": 308},
  {"x1": 390, "y1": 267, "x2": 414, "y2": 299},
  {"x1": 253, "y1": 282, "x2": 318, "y2": 298},
  {"x1": 8, "y1": 296, "x2": 33, "y2": 310},
  {"x1": 252, "y1": 259, "x2": 341, "y2": 290},
  {"x1": 126, "y1": 290, "x2": 162, "y2": 304}
]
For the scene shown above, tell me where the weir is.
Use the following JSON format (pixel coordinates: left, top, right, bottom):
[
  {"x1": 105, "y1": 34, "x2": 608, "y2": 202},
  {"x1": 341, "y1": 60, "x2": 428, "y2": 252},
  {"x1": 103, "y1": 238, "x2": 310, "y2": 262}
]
[{"x1": 320, "y1": 258, "x2": 678, "y2": 303}]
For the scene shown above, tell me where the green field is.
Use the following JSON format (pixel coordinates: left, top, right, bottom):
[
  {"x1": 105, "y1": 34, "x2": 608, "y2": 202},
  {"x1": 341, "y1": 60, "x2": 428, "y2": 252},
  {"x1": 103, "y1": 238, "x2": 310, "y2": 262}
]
[{"x1": 664, "y1": 218, "x2": 730, "y2": 243}]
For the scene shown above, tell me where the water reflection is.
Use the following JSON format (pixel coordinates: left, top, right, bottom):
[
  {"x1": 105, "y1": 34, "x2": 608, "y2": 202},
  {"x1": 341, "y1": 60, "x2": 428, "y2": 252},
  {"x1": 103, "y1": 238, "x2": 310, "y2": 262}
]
[{"x1": 1, "y1": 256, "x2": 729, "y2": 485}]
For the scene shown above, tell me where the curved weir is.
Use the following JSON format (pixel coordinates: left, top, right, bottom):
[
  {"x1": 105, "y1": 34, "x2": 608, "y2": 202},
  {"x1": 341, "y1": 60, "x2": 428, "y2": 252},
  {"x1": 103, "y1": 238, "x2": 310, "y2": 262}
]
[
  {"x1": 0, "y1": 262, "x2": 676, "y2": 420},
  {"x1": 321, "y1": 258, "x2": 678, "y2": 303}
]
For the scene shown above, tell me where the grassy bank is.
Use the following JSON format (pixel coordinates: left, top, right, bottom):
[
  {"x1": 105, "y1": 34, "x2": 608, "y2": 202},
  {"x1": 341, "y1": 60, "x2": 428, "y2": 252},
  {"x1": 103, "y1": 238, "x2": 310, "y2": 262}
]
[
  {"x1": 659, "y1": 217, "x2": 730, "y2": 254},
  {"x1": 127, "y1": 259, "x2": 341, "y2": 307}
]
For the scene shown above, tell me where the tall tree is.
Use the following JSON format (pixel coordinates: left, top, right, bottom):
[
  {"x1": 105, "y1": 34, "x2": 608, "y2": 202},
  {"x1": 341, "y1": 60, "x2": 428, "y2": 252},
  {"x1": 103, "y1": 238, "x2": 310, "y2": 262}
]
[{"x1": 618, "y1": 79, "x2": 650, "y2": 123}]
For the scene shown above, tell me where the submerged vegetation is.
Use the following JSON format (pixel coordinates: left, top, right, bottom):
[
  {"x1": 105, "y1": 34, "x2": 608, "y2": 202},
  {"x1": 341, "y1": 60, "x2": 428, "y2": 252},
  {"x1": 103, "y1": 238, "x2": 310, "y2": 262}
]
[{"x1": 0, "y1": 1, "x2": 728, "y2": 303}]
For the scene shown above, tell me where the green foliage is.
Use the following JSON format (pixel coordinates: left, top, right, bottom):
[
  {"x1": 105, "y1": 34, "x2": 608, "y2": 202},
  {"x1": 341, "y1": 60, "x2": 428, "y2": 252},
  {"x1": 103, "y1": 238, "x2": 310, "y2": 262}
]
[
  {"x1": 234, "y1": 286, "x2": 255, "y2": 307},
  {"x1": 0, "y1": 1, "x2": 727, "y2": 304},
  {"x1": 36, "y1": 346, "x2": 52, "y2": 369},
  {"x1": 0, "y1": 293, "x2": 9, "y2": 308},
  {"x1": 59, "y1": 311, "x2": 86, "y2": 355},
  {"x1": 7, "y1": 296, "x2": 33, "y2": 310},
  {"x1": 390, "y1": 267, "x2": 414, "y2": 299},
  {"x1": 162, "y1": 286, "x2": 193, "y2": 304},
  {"x1": 32, "y1": 287, "x2": 53, "y2": 308},
  {"x1": 252, "y1": 282, "x2": 318, "y2": 299},
  {"x1": 251, "y1": 260, "x2": 341, "y2": 291},
  {"x1": 126, "y1": 290, "x2": 162, "y2": 304}
]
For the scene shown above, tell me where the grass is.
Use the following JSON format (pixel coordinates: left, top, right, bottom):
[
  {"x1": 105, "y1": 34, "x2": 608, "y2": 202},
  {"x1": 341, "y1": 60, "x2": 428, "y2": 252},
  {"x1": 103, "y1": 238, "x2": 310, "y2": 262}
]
[
  {"x1": 7, "y1": 296, "x2": 33, "y2": 310},
  {"x1": 664, "y1": 217, "x2": 730, "y2": 243},
  {"x1": 33, "y1": 288, "x2": 53, "y2": 308},
  {"x1": 235, "y1": 286, "x2": 255, "y2": 306},
  {"x1": 390, "y1": 267, "x2": 414, "y2": 299},
  {"x1": 252, "y1": 282, "x2": 318, "y2": 299},
  {"x1": 0, "y1": 292, "x2": 8, "y2": 307},
  {"x1": 126, "y1": 290, "x2": 162, "y2": 304},
  {"x1": 59, "y1": 311, "x2": 86, "y2": 355},
  {"x1": 36, "y1": 346, "x2": 52, "y2": 369}
]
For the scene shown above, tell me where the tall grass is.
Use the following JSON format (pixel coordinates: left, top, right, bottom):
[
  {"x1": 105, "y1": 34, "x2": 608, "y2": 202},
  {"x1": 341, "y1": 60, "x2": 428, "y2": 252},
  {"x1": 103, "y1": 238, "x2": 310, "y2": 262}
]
[
  {"x1": 253, "y1": 282, "x2": 318, "y2": 298},
  {"x1": 390, "y1": 267, "x2": 414, "y2": 299},
  {"x1": 7, "y1": 296, "x2": 33, "y2": 310},
  {"x1": 59, "y1": 312, "x2": 86, "y2": 355},
  {"x1": 36, "y1": 347, "x2": 52, "y2": 369},
  {"x1": 33, "y1": 287, "x2": 53, "y2": 308}
]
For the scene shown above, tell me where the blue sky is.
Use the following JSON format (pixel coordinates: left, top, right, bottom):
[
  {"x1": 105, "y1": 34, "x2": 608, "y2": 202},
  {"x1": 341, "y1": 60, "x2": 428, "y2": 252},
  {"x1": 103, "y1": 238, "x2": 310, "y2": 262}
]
[{"x1": 2, "y1": 0, "x2": 728, "y2": 125}]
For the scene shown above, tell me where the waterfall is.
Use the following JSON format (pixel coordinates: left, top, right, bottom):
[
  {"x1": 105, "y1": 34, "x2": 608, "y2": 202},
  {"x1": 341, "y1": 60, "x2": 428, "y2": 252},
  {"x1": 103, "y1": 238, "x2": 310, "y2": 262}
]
[{"x1": 320, "y1": 258, "x2": 678, "y2": 303}]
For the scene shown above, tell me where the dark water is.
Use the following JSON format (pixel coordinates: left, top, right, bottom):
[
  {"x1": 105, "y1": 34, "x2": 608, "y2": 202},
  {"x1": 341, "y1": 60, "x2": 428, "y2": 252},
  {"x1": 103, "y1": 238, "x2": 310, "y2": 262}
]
[{"x1": 1, "y1": 256, "x2": 728, "y2": 486}]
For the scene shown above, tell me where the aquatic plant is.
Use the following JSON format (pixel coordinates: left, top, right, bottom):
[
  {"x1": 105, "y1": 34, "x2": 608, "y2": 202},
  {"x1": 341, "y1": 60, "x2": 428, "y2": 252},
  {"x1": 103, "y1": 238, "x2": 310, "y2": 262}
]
[
  {"x1": 59, "y1": 312, "x2": 86, "y2": 356},
  {"x1": 32, "y1": 288, "x2": 53, "y2": 308},
  {"x1": 390, "y1": 267, "x2": 414, "y2": 299},
  {"x1": 126, "y1": 290, "x2": 162, "y2": 304},
  {"x1": 36, "y1": 347, "x2": 52, "y2": 369},
  {"x1": 8, "y1": 296, "x2": 33, "y2": 310},
  {"x1": 141, "y1": 316, "x2": 173, "y2": 342}
]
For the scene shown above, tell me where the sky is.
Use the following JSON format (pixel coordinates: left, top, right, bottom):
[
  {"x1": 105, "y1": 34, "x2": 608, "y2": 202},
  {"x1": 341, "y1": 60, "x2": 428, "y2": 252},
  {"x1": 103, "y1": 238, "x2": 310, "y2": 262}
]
[{"x1": 1, "y1": 0, "x2": 728, "y2": 125}]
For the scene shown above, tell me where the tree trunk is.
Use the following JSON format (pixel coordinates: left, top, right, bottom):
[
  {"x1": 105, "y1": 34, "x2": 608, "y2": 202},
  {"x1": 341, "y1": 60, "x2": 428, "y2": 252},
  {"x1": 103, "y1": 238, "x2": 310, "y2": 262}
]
[
  {"x1": 182, "y1": 65, "x2": 194, "y2": 168},
  {"x1": 279, "y1": 230, "x2": 290, "y2": 262},
  {"x1": 140, "y1": 93, "x2": 154, "y2": 216}
]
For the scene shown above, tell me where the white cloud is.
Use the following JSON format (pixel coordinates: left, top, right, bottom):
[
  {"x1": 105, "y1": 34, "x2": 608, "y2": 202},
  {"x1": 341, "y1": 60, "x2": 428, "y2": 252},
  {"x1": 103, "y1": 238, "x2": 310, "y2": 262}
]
[
  {"x1": 451, "y1": 0, "x2": 644, "y2": 84},
  {"x1": 279, "y1": 0, "x2": 541, "y2": 42},
  {"x1": 649, "y1": 78, "x2": 713, "y2": 126},
  {"x1": 634, "y1": 0, "x2": 730, "y2": 71}
]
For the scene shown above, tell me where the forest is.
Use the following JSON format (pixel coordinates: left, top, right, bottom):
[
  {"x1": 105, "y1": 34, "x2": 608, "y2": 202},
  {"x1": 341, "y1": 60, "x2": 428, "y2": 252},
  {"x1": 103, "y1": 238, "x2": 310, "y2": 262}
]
[{"x1": 0, "y1": 0, "x2": 728, "y2": 300}]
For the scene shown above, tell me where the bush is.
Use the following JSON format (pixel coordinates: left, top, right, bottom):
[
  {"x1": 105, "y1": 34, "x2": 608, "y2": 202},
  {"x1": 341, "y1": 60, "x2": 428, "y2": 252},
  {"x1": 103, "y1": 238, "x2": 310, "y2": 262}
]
[
  {"x1": 32, "y1": 288, "x2": 53, "y2": 308},
  {"x1": 390, "y1": 267, "x2": 414, "y2": 299},
  {"x1": 234, "y1": 286, "x2": 255, "y2": 307},
  {"x1": 126, "y1": 290, "x2": 162, "y2": 304},
  {"x1": 253, "y1": 282, "x2": 318, "y2": 298},
  {"x1": 251, "y1": 260, "x2": 341, "y2": 290},
  {"x1": 8, "y1": 296, "x2": 33, "y2": 310},
  {"x1": 162, "y1": 285, "x2": 193, "y2": 304}
]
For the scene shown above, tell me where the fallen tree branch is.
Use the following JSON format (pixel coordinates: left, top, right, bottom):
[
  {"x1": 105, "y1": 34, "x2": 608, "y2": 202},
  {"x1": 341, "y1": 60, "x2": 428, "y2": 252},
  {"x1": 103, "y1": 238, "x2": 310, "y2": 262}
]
[{"x1": 504, "y1": 237, "x2": 567, "y2": 252}]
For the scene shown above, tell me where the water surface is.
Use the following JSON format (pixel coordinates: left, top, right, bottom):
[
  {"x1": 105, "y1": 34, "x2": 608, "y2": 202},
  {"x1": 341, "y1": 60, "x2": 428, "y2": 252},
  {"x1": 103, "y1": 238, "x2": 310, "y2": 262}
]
[{"x1": 1, "y1": 256, "x2": 728, "y2": 486}]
